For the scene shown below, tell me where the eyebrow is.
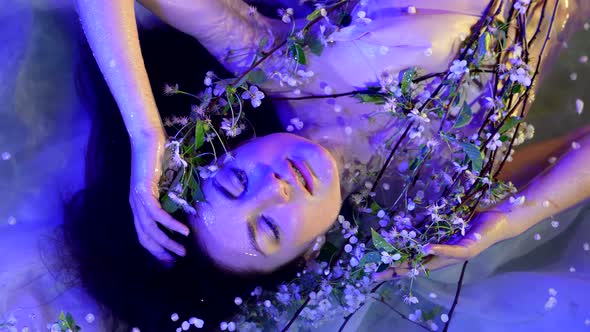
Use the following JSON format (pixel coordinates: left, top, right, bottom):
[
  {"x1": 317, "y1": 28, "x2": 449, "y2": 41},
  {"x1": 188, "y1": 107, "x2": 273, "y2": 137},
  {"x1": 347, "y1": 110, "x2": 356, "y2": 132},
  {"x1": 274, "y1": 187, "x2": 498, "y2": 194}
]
[{"x1": 247, "y1": 222, "x2": 267, "y2": 257}]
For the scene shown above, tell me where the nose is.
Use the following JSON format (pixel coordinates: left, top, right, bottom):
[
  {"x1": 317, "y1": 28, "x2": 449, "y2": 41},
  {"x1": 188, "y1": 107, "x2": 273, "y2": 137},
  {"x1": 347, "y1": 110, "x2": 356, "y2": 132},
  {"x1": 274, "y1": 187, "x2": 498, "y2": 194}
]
[{"x1": 258, "y1": 172, "x2": 292, "y2": 203}]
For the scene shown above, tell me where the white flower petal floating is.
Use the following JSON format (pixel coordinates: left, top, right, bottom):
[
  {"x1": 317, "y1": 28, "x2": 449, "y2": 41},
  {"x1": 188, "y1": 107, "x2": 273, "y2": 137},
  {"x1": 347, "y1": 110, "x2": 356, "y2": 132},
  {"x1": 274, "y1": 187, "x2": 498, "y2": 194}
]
[{"x1": 576, "y1": 98, "x2": 584, "y2": 115}]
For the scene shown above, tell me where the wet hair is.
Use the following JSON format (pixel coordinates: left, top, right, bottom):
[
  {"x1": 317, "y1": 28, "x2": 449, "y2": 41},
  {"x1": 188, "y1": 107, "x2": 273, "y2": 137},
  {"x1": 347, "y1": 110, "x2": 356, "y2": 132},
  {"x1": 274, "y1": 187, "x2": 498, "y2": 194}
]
[{"x1": 63, "y1": 21, "x2": 302, "y2": 332}]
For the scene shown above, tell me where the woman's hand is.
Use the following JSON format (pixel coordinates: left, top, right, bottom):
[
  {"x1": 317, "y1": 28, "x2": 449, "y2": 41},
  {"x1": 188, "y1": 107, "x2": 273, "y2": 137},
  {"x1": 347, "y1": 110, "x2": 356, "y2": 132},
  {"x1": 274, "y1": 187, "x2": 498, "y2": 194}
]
[
  {"x1": 373, "y1": 210, "x2": 515, "y2": 281},
  {"x1": 420, "y1": 210, "x2": 515, "y2": 271},
  {"x1": 129, "y1": 130, "x2": 190, "y2": 263}
]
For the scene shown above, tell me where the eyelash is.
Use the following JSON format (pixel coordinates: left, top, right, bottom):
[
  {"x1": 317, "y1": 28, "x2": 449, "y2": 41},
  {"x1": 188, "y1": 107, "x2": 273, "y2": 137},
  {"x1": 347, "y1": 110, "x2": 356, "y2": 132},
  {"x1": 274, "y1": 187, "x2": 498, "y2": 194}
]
[
  {"x1": 232, "y1": 168, "x2": 248, "y2": 192},
  {"x1": 215, "y1": 167, "x2": 249, "y2": 199},
  {"x1": 260, "y1": 215, "x2": 280, "y2": 242}
]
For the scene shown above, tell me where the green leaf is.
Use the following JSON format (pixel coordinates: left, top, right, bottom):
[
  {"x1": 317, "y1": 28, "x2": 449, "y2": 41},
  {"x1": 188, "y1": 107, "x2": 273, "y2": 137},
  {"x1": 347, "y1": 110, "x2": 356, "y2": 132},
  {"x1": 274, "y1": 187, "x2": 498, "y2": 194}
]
[
  {"x1": 477, "y1": 32, "x2": 491, "y2": 59},
  {"x1": 359, "y1": 251, "x2": 382, "y2": 266},
  {"x1": 247, "y1": 68, "x2": 268, "y2": 85},
  {"x1": 371, "y1": 229, "x2": 395, "y2": 253},
  {"x1": 258, "y1": 36, "x2": 268, "y2": 49},
  {"x1": 317, "y1": 241, "x2": 339, "y2": 262},
  {"x1": 453, "y1": 102, "x2": 473, "y2": 129},
  {"x1": 370, "y1": 201, "x2": 381, "y2": 214},
  {"x1": 401, "y1": 68, "x2": 417, "y2": 96},
  {"x1": 459, "y1": 142, "x2": 484, "y2": 173},
  {"x1": 409, "y1": 156, "x2": 423, "y2": 172},
  {"x1": 189, "y1": 170, "x2": 205, "y2": 202},
  {"x1": 511, "y1": 83, "x2": 525, "y2": 95},
  {"x1": 289, "y1": 43, "x2": 307, "y2": 65},
  {"x1": 308, "y1": 38, "x2": 325, "y2": 56},
  {"x1": 421, "y1": 307, "x2": 441, "y2": 321},
  {"x1": 161, "y1": 194, "x2": 180, "y2": 214},
  {"x1": 65, "y1": 313, "x2": 77, "y2": 331},
  {"x1": 194, "y1": 120, "x2": 205, "y2": 151},
  {"x1": 499, "y1": 116, "x2": 521, "y2": 134},
  {"x1": 354, "y1": 93, "x2": 387, "y2": 105},
  {"x1": 306, "y1": 8, "x2": 322, "y2": 21}
]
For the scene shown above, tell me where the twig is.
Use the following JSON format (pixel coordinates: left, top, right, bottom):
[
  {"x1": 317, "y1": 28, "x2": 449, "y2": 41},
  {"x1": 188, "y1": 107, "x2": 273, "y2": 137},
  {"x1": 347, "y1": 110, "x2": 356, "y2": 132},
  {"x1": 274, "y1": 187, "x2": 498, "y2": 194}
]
[
  {"x1": 442, "y1": 261, "x2": 469, "y2": 332},
  {"x1": 371, "y1": 121, "x2": 415, "y2": 190},
  {"x1": 280, "y1": 297, "x2": 311, "y2": 332},
  {"x1": 371, "y1": 296, "x2": 432, "y2": 332},
  {"x1": 271, "y1": 89, "x2": 374, "y2": 101}
]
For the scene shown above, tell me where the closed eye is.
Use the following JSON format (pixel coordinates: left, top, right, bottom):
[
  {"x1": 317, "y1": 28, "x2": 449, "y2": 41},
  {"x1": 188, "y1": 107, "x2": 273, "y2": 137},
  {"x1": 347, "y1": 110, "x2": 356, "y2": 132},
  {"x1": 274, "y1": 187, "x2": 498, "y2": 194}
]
[
  {"x1": 213, "y1": 167, "x2": 248, "y2": 199},
  {"x1": 260, "y1": 215, "x2": 281, "y2": 242}
]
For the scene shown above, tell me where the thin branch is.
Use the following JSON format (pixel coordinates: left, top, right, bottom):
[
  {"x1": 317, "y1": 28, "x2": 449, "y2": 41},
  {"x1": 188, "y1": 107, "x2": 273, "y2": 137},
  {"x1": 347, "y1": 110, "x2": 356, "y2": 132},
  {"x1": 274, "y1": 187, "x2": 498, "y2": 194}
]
[
  {"x1": 371, "y1": 121, "x2": 414, "y2": 190},
  {"x1": 271, "y1": 89, "x2": 374, "y2": 101},
  {"x1": 371, "y1": 296, "x2": 432, "y2": 332},
  {"x1": 442, "y1": 261, "x2": 469, "y2": 332},
  {"x1": 280, "y1": 297, "x2": 311, "y2": 332}
]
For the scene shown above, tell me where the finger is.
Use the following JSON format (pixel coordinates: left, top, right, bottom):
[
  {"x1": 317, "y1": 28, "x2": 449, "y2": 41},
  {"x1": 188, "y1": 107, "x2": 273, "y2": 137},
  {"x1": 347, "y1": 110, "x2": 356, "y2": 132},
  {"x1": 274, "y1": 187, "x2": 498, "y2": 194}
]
[
  {"x1": 135, "y1": 218, "x2": 175, "y2": 262},
  {"x1": 143, "y1": 217, "x2": 187, "y2": 257},
  {"x1": 426, "y1": 243, "x2": 475, "y2": 260},
  {"x1": 131, "y1": 198, "x2": 176, "y2": 262},
  {"x1": 423, "y1": 256, "x2": 464, "y2": 272},
  {"x1": 372, "y1": 268, "x2": 397, "y2": 282},
  {"x1": 145, "y1": 195, "x2": 190, "y2": 236}
]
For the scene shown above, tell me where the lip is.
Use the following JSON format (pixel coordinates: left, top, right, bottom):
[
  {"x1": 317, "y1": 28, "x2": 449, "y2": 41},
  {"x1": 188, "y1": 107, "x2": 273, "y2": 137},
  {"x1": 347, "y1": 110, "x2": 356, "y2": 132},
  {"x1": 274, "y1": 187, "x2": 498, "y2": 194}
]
[{"x1": 287, "y1": 158, "x2": 314, "y2": 195}]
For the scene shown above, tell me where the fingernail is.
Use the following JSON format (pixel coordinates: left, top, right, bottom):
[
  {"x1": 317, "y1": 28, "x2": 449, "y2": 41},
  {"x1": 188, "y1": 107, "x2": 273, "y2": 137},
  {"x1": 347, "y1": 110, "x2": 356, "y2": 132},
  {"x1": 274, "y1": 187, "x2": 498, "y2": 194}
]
[{"x1": 182, "y1": 228, "x2": 190, "y2": 236}]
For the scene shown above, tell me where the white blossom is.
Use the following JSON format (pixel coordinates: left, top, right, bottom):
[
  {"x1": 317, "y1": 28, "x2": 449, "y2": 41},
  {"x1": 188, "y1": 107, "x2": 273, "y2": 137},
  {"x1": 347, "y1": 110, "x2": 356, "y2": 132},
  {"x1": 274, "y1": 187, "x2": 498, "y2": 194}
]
[
  {"x1": 278, "y1": 8, "x2": 294, "y2": 24},
  {"x1": 453, "y1": 216, "x2": 467, "y2": 236},
  {"x1": 84, "y1": 313, "x2": 95, "y2": 324},
  {"x1": 189, "y1": 317, "x2": 204, "y2": 329},
  {"x1": 181, "y1": 321, "x2": 190, "y2": 330},
  {"x1": 403, "y1": 294, "x2": 419, "y2": 304},
  {"x1": 356, "y1": 11, "x2": 372, "y2": 25},
  {"x1": 247, "y1": 5, "x2": 258, "y2": 17},
  {"x1": 220, "y1": 118, "x2": 246, "y2": 137},
  {"x1": 544, "y1": 296, "x2": 557, "y2": 310},
  {"x1": 509, "y1": 67, "x2": 532, "y2": 86},
  {"x1": 7, "y1": 216, "x2": 16, "y2": 226},
  {"x1": 576, "y1": 99, "x2": 584, "y2": 115},
  {"x1": 241, "y1": 85, "x2": 265, "y2": 108},
  {"x1": 409, "y1": 109, "x2": 431, "y2": 123},
  {"x1": 449, "y1": 60, "x2": 469, "y2": 79},
  {"x1": 509, "y1": 195, "x2": 526, "y2": 206},
  {"x1": 381, "y1": 251, "x2": 401, "y2": 264},
  {"x1": 514, "y1": 0, "x2": 531, "y2": 14}
]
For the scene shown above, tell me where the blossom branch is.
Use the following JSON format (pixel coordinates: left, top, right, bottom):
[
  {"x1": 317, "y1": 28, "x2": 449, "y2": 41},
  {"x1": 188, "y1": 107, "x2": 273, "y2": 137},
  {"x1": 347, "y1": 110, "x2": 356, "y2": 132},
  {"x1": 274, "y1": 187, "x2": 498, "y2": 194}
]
[{"x1": 442, "y1": 261, "x2": 469, "y2": 332}]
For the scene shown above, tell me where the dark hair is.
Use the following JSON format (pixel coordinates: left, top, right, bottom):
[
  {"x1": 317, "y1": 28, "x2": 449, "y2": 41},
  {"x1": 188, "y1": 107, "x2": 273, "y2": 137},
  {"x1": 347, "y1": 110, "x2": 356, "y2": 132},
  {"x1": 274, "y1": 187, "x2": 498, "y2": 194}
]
[{"x1": 63, "y1": 22, "x2": 301, "y2": 332}]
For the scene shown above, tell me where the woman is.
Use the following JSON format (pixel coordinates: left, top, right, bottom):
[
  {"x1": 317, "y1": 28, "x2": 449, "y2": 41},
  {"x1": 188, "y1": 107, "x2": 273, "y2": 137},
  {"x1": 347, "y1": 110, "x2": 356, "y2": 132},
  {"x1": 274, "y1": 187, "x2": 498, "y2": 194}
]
[
  {"x1": 77, "y1": 0, "x2": 590, "y2": 269},
  {"x1": 71, "y1": 0, "x2": 590, "y2": 330}
]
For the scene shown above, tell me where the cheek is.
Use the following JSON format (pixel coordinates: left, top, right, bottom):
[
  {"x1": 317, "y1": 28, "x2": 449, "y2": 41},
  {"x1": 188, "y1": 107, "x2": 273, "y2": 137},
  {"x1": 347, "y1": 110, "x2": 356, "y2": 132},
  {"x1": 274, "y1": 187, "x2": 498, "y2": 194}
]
[{"x1": 291, "y1": 199, "x2": 340, "y2": 247}]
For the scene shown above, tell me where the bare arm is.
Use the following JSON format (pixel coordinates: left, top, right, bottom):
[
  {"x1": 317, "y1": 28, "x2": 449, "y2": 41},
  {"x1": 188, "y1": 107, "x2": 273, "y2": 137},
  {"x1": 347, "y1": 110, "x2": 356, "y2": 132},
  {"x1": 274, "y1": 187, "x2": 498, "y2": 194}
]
[
  {"x1": 500, "y1": 129, "x2": 590, "y2": 237},
  {"x1": 76, "y1": 0, "x2": 190, "y2": 263},
  {"x1": 421, "y1": 128, "x2": 590, "y2": 265},
  {"x1": 75, "y1": 0, "x2": 163, "y2": 145}
]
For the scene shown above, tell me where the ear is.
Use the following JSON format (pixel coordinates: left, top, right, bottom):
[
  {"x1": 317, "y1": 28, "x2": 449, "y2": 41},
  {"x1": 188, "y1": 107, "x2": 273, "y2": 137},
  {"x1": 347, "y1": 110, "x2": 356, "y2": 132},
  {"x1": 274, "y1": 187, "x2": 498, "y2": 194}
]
[{"x1": 302, "y1": 235, "x2": 325, "y2": 261}]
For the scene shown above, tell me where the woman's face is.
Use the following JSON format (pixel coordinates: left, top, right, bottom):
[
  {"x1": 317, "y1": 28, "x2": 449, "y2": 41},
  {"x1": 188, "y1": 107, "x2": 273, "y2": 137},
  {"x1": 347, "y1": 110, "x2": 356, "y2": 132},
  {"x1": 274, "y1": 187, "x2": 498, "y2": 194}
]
[{"x1": 191, "y1": 133, "x2": 341, "y2": 273}]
